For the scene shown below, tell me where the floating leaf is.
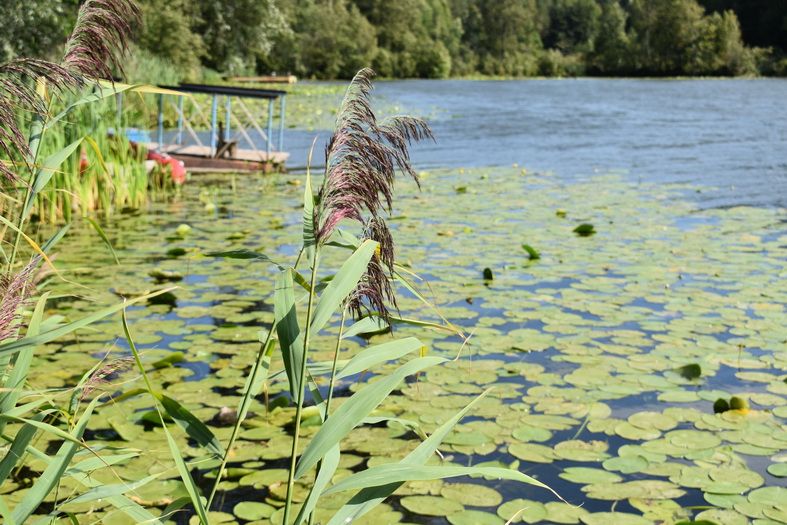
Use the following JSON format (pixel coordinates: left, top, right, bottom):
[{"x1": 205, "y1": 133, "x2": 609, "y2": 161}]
[
  {"x1": 400, "y1": 495, "x2": 463, "y2": 516},
  {"x1": 573, "y1": 223, "x2": 595, "y2": 236},
  {"x1": 675, "y1": 363, "x2": 702, "y2": 380},
  {"x1": 522, "y1": 244, "x2": 541, "y2": 260}
]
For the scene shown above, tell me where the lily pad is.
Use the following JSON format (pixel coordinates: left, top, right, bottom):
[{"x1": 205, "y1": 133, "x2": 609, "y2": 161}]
[{"x1": 400, "y1": 495, "x2": 464, "y2": 516}]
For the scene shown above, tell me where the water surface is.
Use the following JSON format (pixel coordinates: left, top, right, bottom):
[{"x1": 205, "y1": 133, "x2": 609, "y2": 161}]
[{"x1": 287, "y1": 79, "x2": 787, "y2": 209}]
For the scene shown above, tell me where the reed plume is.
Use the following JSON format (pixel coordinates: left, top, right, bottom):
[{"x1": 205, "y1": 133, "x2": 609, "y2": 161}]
[
  {"x1": 0, "y1": 0, "x2": 139, "y2": 182},
  {"x1": 313, "y1": 68, "x2": 432, "y2": 319},
  {"x1": 0, "y1": 258, "x2": 38, "y2": 343},
  {"x1": 63, "y1": 0, "x2": 140, "y2": 80}
]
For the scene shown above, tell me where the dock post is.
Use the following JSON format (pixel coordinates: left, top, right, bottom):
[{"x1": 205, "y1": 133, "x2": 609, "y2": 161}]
[
  {"x1": 278, "y1": 95, "x2": 286, "y2": 151},
  {"x1": 156, "y1": 94, "x2": 164, "y2": 148},
  {"x1": 224, "y1": 96, "x2": 232, "y2": 141},
  {"x1": 267, "y1": 98, "x2": 274, "y2": 158},
  {"x1": 176, "y1": 96, "x2": 184, "y2": 145},
  {"x1": 116, "y1": 92, "x2": 123, "y2": 128},
  {"x1": 210, "y1": 94, "x2": 219, "y2": 156}
]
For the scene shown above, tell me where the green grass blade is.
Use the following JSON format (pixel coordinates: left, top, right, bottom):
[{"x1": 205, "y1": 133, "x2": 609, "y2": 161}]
[
  {"x1": 295, "y1": 355, "x2": 446, "y2": 478},
  {"x1": 86, "y1": 218, "x2": 119, "y2": 265},
  {"x1": 336, "y1": 337, "x2": 423, "y2": 379},
  {"x1": 0, "y1": 415, "x2": 86, "y2": 447},
  {"x1": 64, "y1": 472, "x2": 161, "y2": 505},
  {"x1": 0, "y1": 289, "x2": 174, "y2": 358},
  {"x1": 294, "y1": 444, "x2": 339, "y2": 525},
  {"x1": 274, "y1": 269, "x2": 303, "y2": 398},
  {"x1": 237, "y1": 337, "x2": 275, "y2": 423},
  {"x1": 341, "y1": 316, "x2": 388, "y2": 338},
  {"x1": 207, "y1": 334, "x2": 276, "y2": 509},
  {"x1": 309, "y1": 240, "x2": 377, "y2": 334},
  {"x1": 158, "y1": 394, "x2": 223, "y2": 458},
  {"x1": 0, "y1": 413, "x2": 47, "y2": 483},
  {"x1": 22, "y1": 138, "x2": 83, "y2": 218},
  {"x1": 11, "y1": 398, "x2": 99, "y2": 524},
  {"x1": 67, "y1": 469, "x2": 163, "y2": 524},
  {"x1": 122, "y1": 310, "x2": 209, "y2": 524},
  {"x1": 326, "y1": 390, "x2": 490, "y2": 525},
  {"x1": 40, "y1": 225, "x2": 70, "y2": 255},
  {"x1": 207, "y1": 249, "x2": 280, "y2": 267},
  {"x1": 325, "y1": 465, "x2": 558, "y2": 496},
  {"x1": 162, "y1": 424, "x2": 209, "y2": 524},
  {"x1": 65, "y1": 452, "x2": 138, "y2": 477}
]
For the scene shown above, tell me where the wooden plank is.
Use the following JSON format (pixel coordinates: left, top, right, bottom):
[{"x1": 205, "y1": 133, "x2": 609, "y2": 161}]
[
  {"x1": 144, "y1": 143, "x2": 289, "y2": 164},
  {"x1": 225, "y1": 75, "x2": 297, "y2": 84}
]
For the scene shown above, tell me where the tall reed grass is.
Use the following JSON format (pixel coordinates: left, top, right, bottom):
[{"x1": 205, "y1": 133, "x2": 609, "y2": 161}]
[{"x1": 0, "y1": 2, "x2": 559, "y2": 523}]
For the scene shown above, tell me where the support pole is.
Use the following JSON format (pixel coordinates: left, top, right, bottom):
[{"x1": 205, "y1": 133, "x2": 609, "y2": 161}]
[
  {"x1": 224, "y1": 96, "x2": 232, "y2": 141},
  {"x1": 278, "y1": 95, "x2": 286, "y2": 152},
  {"x1": 210, "y1": 94, "x2": 219, "y2": 156},
  {"x1": 177, "y1": 96, "x2": 184, "y2": 145},
  {"x1": 266, "y1": 98, "x2": 274, "y2": 158},
  {"x1": 156, "y1": 94, "x2": 164, "y2": 148},
  {"x1": 116, "y1": 92, "x2": 124, "y2": 129}
]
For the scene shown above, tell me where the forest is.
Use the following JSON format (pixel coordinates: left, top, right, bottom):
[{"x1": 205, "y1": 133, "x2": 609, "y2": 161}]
[{"x1": 2, "y1": 0, "x2": 785, "y2": 80}]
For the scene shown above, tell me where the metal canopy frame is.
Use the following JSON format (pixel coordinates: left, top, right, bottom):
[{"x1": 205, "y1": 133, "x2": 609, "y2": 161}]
[{"x1": 153, "y1": 83, "x2": 287, "y2": 161}]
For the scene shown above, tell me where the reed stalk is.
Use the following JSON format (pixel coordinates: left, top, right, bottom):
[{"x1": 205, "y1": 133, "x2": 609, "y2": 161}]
[{"x1": 282, "y1": 250, "x2": 320, "y2": 525}]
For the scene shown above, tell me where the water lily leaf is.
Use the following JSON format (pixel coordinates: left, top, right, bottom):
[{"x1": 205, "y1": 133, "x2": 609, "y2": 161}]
[
  {"x1": 602, "y1": 456, "x2": 649, "y2": 474},
  {"x1": 747, "y1": 486, "x2": 787, "y2": 507},
  {"x1": 448, "y1": 509, "x2": 504, "y2": 525},
  {"x1": 554, "y1": 440, "x2": 610, "y2": 462},
  {"x1": 152, "y1": 352, "x2": 185, "y2": 369},
  {"x1": 675, "y1": 363, "x2": 702, "y2": 380},
  {"x1": 512, "y1": 426, "x2": 552, "y2": 443},
  {"x1": 401, "y1": 495, "x2": 464, "y2": 516},
  {"x1": 580, "y1": 512, "x2": 652, "y2": 525},
  {"x1": 497, "y1": 499, "x2": 547, "y2": 524},
  {"x1": 666, "y1": 430, "x2": 721, "y2": 450},
  {"x1": 441, "y1": 483, "x2": 502, "y2": 507},
  {"x1": 767, "y1": 463, "x2": 787, "y2": 478},
  {"x1": 522, "y1": 244, "x2": 541, "y2": 260},
  {"x1": 573, "y1": 224, "x2": 595, "y2": 236},
  {"x1": 559, "y1": 467, "x2": 622, "y2": 485}
]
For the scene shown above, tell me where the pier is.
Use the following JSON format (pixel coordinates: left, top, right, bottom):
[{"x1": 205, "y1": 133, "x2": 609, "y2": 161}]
[{"x1": 147, "y1": 83, "x2": 289, "y2": 173}]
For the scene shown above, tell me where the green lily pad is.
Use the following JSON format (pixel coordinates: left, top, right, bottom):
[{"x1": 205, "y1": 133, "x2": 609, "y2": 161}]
[
  {"x1": 441, "y1": 483, "x2": 502, "y2": 507},
  {"x1": 748, "y1": 486, "x2": 787, "y2": 507},
  {"x1": 233, "y1": 502, "x2": 276, "y2": 521},
  {"x1": 448, "y1": 509, "x2": 504, "y2": 525},
  {"x1": 559, "y1": 467, "x2": 623, "y2": 485},
  {"x1": 554, "y1": 440, "x2": 610, "y2": 462},
  {"x1": 497, "y1": 499, "x2": 547, "y2": 524},
  {"x1": 512, "y1": 426, "x2": 553, "y2": 443},
  {"x1": 400, "y1": 495, "x2": 464, "y2": 516},
  {"x1": 573, "y1": 223, "x2": 596, "y2": 236},
  {"x1": 767, "y1": 463, "x2": 787, "y2": 477},
  {"x1": 580, "y1": 512, "x2": 652, "y2": 525}
]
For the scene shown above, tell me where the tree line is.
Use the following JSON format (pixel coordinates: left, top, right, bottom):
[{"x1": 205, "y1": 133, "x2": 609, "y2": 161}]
[{"x1": 1, "y1": 0, "x2": 785, "y2": 79}]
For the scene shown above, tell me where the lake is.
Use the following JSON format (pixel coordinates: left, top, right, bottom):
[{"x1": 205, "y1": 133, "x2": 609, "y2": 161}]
[
  {"x1": 18, "y1": 79, "x2": 787, "y2": 524},
  {"x1": 287, "y1": 78, "x2": 787, "y2": 209}
]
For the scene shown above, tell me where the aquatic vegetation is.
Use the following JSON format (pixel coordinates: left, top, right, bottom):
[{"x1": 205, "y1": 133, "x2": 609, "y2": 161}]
[
  {"x1": 5, "y1": 160, "x2": 779, "y2": 524},
  {"x1": 0, "y1": 2, "x2": 189, "y2": 523},
  {"x1": 204, "y1": 69, "x2": 554, "y2": 525}
]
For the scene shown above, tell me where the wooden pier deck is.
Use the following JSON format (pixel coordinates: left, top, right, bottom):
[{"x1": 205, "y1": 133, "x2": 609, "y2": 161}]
[
  {"x1": 147, "y1": 82, "x2": 290, "y2": 174},
  {"x1": 147, "y1": 143, "x2": 289, "y2": 173}
]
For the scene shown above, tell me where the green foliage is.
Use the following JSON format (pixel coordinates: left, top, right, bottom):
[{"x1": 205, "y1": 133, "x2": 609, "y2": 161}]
[
  {"x1": 136, "y1": 0, "x2": 205, "y2": 77},
  {"x1": 3, "y1": 0, "x2": 779, "y2": 78},
  {"x1": 0, "y1": 0, "x2": 77, "y2": 62}
]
